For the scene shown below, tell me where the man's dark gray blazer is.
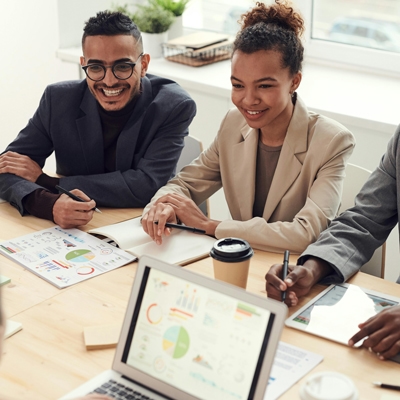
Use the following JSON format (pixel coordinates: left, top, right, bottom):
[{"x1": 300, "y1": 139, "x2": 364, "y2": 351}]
[
  {"x1": 299, "y1": 124, "x2": 400, "y2": 284},
  {"x1": 0, "y1": 74, "x2": 196, "y2": 214}
]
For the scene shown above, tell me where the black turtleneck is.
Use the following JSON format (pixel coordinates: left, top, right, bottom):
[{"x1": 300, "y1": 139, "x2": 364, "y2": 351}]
[{"x1": 97, "y1": 95, "x2": 138, "y2": 172}]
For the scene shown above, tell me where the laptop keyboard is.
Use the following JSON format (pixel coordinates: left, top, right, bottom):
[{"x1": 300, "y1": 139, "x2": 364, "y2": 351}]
[{"x1": 91, "y1": 379, "x2": 156, "y2": 400}]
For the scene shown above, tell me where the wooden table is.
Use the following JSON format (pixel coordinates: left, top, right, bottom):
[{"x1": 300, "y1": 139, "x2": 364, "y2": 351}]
[{"x1": 0, "y1": 203, "x2": 399, "y2": 400}]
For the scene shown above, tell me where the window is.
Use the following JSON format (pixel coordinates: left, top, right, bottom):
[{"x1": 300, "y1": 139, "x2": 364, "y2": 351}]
[
  {"x1": 182, "y1": 0, "x2": 260, "y2": 34},
  {"x1": 181, "y1": 0, "x2": 400, "y2": 76},
  {"x1": 297, "y1": 0, "x2": 400, "y2": 76}
]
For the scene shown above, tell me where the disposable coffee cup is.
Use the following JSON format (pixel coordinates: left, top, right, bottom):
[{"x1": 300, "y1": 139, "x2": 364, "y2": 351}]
[
  {"x1": 300, "y1": 371, "x2": 359, "y2": 400},
  {"x1": 210, "y1": 238, "x2": 254, "y2": 288}
]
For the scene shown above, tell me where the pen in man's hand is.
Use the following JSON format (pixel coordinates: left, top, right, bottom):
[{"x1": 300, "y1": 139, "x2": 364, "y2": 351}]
[
  {"x1": 373, "y1": 382, "x2": 400, "y2": 391},
  {"x1": 55, "y1": 185, "x2": 101, "y2": 213},
  {"x1": 154, "y1": 221, "x2": 206, "y2": 234},
  {"x1": 281, "y1": 250, "x2": 290, "y2": 302}
]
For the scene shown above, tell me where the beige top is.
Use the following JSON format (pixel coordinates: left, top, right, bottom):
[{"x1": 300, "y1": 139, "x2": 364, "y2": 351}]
[{"x1": 144, "y1": 96, "x2": 355, "y2": 253}]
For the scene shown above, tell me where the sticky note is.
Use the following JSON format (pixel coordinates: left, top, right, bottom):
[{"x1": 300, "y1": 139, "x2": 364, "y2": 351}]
[
  {"x1": 0, "y1": 275, "x2": 11, "y2": 286},
  {"x1": 83, "y1": 324, "x2": 121, "y2": 350},
  {"x1": 5, "y1": 320, "x2": 22, "y2": 339}
]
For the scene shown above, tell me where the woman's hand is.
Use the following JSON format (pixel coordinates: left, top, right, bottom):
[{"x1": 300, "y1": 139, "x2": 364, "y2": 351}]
[
  {"x1": 141, "y1": 202, "x2": 177, "y2": 245},
  {"x1": 141, "y1": 193, "x2": 220, "y2": 244}
]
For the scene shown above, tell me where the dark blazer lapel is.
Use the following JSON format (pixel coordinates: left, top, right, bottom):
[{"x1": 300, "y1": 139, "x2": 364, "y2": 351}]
[
  {"x1": 75, "y1": 87, "x2": 104, "y2": 174},
  {"x1": 263, "y1": 98, "x2": 309, "y2": 220},
  {"x1": 232, "y1": 125, "x2": 258, "y2": 221},
  {"x1": 116, "y1": 77, "x2": 152, "y2": 171}
]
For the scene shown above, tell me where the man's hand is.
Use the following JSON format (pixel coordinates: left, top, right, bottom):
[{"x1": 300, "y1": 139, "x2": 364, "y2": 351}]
[
  {"x1": 348, "y1": 305, "x2": 400, "y2": 360},
  {"x1": 53, "y1": 189, "x2": 96, "y2": 229},
  {"x1": 265, "y1": 257, "x2": 333, "y2": 306},
  {"x1": 0, "y1": 151, "x2": 43, "y2": 182}
]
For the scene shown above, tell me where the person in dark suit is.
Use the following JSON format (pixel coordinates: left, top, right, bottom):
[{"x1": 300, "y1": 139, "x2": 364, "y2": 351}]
[
  {"x1": 0, "y1": 11, "x2": 196, "y2": 229},
  {"x1": 266, "y1": 125, "x2": 400, "y2": 360}
]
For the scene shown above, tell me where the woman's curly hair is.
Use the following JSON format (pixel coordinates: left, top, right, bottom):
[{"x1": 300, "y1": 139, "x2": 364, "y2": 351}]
[{"x1": 233, "y1": 1, "x2": 304, "y2": 75}]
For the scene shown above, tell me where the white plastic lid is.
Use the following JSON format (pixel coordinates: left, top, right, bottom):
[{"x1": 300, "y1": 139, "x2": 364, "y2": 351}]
[{"x1": 300, "y1": 372, "x2": 359, "y2": 400}]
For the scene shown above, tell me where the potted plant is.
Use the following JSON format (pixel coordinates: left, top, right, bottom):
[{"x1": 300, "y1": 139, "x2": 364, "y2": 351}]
[
  {"x1": 151, "y1": 0, "x2": 190, "y2": 39},
  {"x1": 115, "y1": 3, "x2": 175, "y2": 58}
]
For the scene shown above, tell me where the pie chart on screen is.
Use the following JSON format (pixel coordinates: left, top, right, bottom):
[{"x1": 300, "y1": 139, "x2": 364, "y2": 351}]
[
  {"x1": 162, "y1": 326, "x2": 190, "y2": 359},
  {"x1": 65, "y1": 249, "x2": 95, "y2": 263}
]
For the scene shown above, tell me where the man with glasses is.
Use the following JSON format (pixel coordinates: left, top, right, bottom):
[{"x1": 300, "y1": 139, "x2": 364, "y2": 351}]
[{"x1": 0, "y1": 11, "x2": 196, "y2": 228}]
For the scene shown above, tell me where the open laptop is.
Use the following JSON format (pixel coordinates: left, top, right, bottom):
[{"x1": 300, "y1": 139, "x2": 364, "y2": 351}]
[{"x1": 61, "y1": 255, "x2": 287, "y2": 400}]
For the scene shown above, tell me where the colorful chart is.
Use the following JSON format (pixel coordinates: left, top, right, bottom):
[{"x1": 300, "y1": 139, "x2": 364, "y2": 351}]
[
  {"x1": 153, "y1": 357, "x2": 166, "y2": 373},
  {"x1": 65, "y1": 249, "x2": 95, "y2": 263},
  {"x1": 162, "y1": 326, "x2": 190, "y2": 359},
  {"x1": 77, "y1": 266, "x2": 95, "y2": 275},
  {"x1": 193, "y1": 355, "x2": 212, "y2": 369},
  {"x1": 234, "y1": 303, "x2": 261, "y2": 320},
  {"x1": 146, "y1": 303, "x2": 163, "y2": 324},
  {"x1": 176, "y1": 286, "x2": 200, "y2": 312}
]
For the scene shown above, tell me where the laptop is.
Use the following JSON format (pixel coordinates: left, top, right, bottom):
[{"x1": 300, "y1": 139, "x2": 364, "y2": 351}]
[{"x1": 61, "y1": 255, "x2": 287, "y2": 400}]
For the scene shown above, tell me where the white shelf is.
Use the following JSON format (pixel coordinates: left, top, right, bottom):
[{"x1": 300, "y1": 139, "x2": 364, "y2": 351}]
[{"x1": 57, "y1": 46, "x2": 400, "y2": 134}]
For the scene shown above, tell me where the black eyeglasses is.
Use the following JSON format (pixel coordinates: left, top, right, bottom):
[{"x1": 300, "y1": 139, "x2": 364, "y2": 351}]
[{"x1": 82, "y1": 53, "x2": 144, "y2": 81}]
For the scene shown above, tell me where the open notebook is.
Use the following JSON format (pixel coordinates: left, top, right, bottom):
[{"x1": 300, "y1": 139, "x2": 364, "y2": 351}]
[
  {"x1": 88, "y1": 216, "x2": 216, "y2": 266},
  {"x1": 60, "y1": 255, "x2": 288, "y2": 400}
]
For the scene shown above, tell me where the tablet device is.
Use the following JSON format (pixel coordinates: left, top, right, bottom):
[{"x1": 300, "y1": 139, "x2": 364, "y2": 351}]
[{"x1": 285, "y1": 283, "x2": 400, "y2": 350}]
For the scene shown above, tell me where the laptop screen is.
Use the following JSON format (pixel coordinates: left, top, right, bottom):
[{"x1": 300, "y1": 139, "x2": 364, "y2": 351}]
[{"x1": 121, "y1": 266, "x2": 275, "y2": 400}]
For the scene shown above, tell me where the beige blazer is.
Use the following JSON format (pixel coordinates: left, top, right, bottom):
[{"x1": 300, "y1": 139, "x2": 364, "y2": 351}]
[{"x1": 145, "y1": 96, "x2": 355, "y2": 253}]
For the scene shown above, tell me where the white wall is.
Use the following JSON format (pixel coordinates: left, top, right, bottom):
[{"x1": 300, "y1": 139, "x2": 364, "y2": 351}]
[
  {"x1": 1, "y1": 1, "x2": 72, "y2": 157},
  {"x1": 0, "y1": 0, "x2": 125, "y2": 168}
]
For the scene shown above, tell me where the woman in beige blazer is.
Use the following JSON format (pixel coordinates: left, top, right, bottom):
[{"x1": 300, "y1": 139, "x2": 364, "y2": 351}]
[{"x1": 142, "y1": 1, "x2": 355, "y2": 254}]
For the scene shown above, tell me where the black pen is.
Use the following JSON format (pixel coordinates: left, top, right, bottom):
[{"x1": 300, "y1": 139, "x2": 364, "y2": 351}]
[
  {"x1": 281, "y1": 250, "x2": 290, "y2": 302},
  {"x1": 373, "y1": 382, "x2": 400, "y2": 391},
  {"x1": 154, "y1": 221, "x2": 206, "y2": 234},
  {"x1": 55, "y1": 185, "x2": 101, "y2": 213}
]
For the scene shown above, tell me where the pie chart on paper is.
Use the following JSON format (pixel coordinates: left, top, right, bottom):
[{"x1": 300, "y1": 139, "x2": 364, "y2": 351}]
[{"x1": 65, "y1": 249, "x2": 96, "y2": 263}]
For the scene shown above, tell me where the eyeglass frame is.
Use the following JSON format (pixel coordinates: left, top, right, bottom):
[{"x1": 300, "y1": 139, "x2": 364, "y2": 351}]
[{"x1": 81, "y1": 52, "x2": 145, "y2": 81}]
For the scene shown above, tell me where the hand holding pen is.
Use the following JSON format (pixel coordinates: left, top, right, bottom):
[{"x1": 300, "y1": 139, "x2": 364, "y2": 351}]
[
  {"x1": 55, "y1": 185, "x2": 101, "y2": 213},
  {"x1": 52, "y1": 186, "x2": 99, "y2": 229}
]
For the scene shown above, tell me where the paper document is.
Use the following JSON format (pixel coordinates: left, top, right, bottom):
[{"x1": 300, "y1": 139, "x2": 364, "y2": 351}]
[
  {"x1": 0, "y1": 226, "x2": 136, "y2": 288},
  {"x1": 265, "y1": 341, "x2": 323, "y2": 400}
]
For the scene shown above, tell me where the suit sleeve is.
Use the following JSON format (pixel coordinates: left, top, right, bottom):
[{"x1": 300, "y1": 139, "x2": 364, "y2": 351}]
[
  {"x1": 215, "y1": 130, "x2": 355, "y2": 253},
  {"x1": 0, "y1": 83, "x2": 197, "y2": 212},
  {"x1": 143, "y1": 132, "x2": 223, "y2": 214},
  {"x1": 298, "y1": 126, "x2": 400, "y2": 283},
  {"x1": 58, "y1": 98, "x2": 196, "y2": 208}
]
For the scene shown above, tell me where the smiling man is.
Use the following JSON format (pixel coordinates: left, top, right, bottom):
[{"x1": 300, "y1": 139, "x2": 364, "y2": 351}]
[{"x1": 0, "y1": 11, "x2": 196, "y2": 228}]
